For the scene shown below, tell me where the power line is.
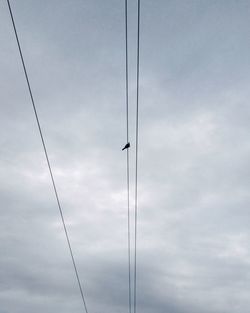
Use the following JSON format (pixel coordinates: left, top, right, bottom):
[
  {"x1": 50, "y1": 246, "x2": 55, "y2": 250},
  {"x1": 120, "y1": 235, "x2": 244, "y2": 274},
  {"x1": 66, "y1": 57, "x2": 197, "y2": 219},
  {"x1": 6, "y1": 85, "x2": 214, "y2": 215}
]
[
  {"x1": 134, "y1": 1, "x2": 140, "y2": 313},
  {"x1": 124, "y1": 1, "x2": 132, "y2": 313},
  {"x1": 6, "y1": 1, "x2": 89, "y2": 312}
]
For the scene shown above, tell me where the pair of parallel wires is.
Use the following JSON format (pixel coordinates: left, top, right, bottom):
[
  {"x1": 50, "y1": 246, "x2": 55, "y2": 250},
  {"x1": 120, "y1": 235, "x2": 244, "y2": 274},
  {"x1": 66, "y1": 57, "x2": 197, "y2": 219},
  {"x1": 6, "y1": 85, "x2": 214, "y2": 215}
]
[
  {"x1": 7, "y1": 0, "x2": 141, "y2": 313},
  {"x1": 124, "y1": 1, "x2": 141, "y2": 313}
]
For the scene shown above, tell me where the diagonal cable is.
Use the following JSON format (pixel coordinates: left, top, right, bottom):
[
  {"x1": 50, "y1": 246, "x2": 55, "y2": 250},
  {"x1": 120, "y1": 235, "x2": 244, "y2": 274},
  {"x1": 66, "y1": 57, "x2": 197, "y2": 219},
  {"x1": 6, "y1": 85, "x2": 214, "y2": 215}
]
[
  {"x1": 134, "y1": 1, "x2": 140, "y2": 313},
  {"x1": 124, "y1": 1, "x2": 132, "y2": 313},
  {"x1": 6, "y1": 1, "x2": 89, "y2": 312}
]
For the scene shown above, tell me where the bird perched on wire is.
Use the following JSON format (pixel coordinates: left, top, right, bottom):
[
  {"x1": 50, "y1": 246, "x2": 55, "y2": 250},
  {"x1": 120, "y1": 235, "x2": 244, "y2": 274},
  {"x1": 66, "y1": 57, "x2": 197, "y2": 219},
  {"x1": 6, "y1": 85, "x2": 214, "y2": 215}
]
[{"x1": 122, "y1": 142, "x2": 130, "y2": 151}]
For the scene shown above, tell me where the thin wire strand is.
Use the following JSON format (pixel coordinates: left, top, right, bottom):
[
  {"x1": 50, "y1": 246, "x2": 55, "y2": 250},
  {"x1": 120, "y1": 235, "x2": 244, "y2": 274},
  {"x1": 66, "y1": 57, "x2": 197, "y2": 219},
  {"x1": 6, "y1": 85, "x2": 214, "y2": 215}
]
[
  {"x1": 124, "y1": 1, "x2": 132, "y2": 313},
  {"x1": 6, "y1": 1, "x2": 89, "y2": 312},
  {"x1": 134, "y1": 1, "x2": 140, "y2": 313}
]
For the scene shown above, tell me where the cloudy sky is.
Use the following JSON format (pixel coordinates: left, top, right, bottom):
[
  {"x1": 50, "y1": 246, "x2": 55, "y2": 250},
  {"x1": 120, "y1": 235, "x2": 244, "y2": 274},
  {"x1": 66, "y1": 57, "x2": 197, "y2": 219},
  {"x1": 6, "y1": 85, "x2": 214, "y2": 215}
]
[{"x1": 1, "y1": 0, "x2": 250, "y2": 312}]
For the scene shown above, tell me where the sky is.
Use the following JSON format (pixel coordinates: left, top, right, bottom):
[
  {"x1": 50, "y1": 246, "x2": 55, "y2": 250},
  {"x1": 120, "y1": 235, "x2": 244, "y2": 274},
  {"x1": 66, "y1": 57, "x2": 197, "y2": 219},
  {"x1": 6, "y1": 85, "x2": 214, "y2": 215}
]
[{"x1": 1, "y1": 0, "x2": 250, "y2": 312}]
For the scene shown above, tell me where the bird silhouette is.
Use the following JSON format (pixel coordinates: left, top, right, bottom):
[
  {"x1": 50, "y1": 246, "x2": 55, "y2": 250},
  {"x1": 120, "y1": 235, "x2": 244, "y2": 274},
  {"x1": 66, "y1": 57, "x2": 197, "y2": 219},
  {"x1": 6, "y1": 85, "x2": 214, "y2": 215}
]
[{"x1": 122, "y1": 142, "x2": 130, "y2": 151}]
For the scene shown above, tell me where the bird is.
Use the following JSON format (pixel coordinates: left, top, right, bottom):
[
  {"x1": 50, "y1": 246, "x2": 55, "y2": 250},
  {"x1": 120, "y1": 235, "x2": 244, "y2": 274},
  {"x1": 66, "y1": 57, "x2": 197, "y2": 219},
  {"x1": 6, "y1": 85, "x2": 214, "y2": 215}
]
[{"x1": 122, "y1": 142, "x2": 130, "y2": 151}]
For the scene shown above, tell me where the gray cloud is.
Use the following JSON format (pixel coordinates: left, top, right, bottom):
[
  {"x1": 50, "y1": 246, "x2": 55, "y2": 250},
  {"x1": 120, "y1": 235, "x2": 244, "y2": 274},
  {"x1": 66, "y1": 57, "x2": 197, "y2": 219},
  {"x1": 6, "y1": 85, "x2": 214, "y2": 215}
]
[{"x1": 1, "y1": 1, "x2": 250, "y2": 313}]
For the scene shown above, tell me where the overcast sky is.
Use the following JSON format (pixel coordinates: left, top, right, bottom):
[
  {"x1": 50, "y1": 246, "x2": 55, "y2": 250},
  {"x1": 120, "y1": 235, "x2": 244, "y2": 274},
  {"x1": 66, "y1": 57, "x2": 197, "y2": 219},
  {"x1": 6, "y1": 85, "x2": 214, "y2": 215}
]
[{"x1": 1, "y1": 1, "x2": 250, "y2": 312}]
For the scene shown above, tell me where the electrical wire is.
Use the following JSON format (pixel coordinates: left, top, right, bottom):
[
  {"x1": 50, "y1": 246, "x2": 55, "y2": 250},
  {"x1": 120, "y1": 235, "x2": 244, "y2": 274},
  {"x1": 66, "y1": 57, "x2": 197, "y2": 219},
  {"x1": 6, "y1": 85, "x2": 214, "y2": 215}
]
[
  {"x1": 124, "y1": 1, "x2": 132, "y2": 313},
  {"x1": 134, "y1": 1, "x2": 140, "y2": 313},
  {"x1": 6, "y1": 1, "x2": 89, "y2": 312}
]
